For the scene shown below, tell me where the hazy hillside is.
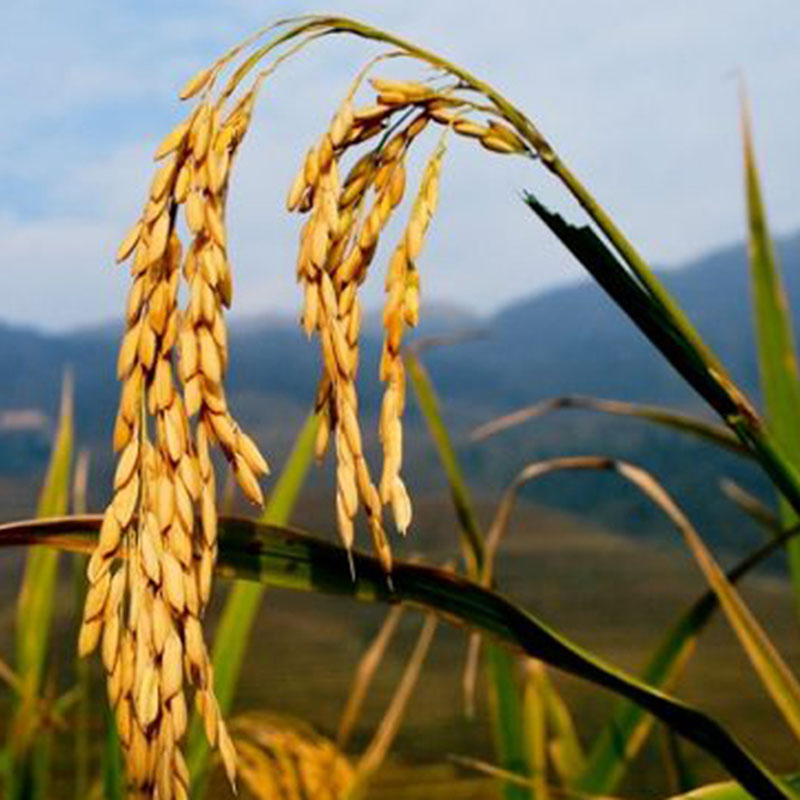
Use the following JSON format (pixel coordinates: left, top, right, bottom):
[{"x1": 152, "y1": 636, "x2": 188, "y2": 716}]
[{"x1": 2, "y1": 230, "x2": 800, "y2": 555}]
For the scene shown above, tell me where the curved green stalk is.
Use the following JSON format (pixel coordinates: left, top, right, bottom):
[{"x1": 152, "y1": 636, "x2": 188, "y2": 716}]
[{"x1": 0, "y1": 514, "x2": 795, "y2": 800}]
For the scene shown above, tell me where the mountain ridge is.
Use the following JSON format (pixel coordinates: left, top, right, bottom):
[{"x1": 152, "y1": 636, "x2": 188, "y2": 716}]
[{"x1": 3, "y1": 228, "x2": 800, "y2": 556}]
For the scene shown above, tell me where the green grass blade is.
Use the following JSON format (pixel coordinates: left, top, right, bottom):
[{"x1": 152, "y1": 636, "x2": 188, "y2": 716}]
[
  {"x1": 70, "y1": 450, "x2": 90, "y2": 800},
  {"x1": 16, "y1": 375, "x2": 73, "y2": 696},
  {"x1": 580, "y1": 520, "x2": 800, "y2": 794},
  {"x1": 405, "y1": 351, "x2": 485, "y2": 574},
  {"x1": 522, "y1": 661, "x2": 548, "y2": 800},
  {"x1": 487, "y1": 646, "x2": 529, "y2": 800},
  {"x1": 102, "y1": 701, "x2": 124, "y2": 800},
  {"x1": 741, "y1": 91, "x2": 800, "y2": 615},
  {"x1": 1, "y1": 515, "x2": 796, "y2": 800},
  {"x1": 9, "y1": 375, "x2": 73, "y2": 800},
  {"x1": 406, "y1": 350, "x2": 526, "y2": 799},
  {"x1": 535, "y1": 667, "x2": 585, "y2": 786},
  {"x1": 524, "y1": 193, "x2": 800, "y2": 552},
  {"x1": 187, "y1": 411, "x2": 319, "y2": 792}
]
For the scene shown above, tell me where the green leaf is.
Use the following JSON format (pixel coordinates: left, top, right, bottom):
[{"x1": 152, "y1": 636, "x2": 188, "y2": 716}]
[
  {"x1": 523, "y1": 193, "x2": 800, "y2": 561},
  {"x1": 0, "y1": 514, "x2": 795, "y2": 800},
  {"x1": 405, "y1": 352, "x2": 484, "y2": 574},
  {"x1": 16, "y1": 375, "x2": 73, "y2": 696},
  {"x1": 522, "y1": 661, "x2": 549, "y2": 800},
  {"x1": 579, "y1": 521, "x2": 800, "y2": 795},
  {"x1": 535, "y1": 666, "x2": 585, "y2": 786},
  {"x1": 487, "y1": 646, "x2": 529, "y2": 800},
  {"x1": 102, "y1": 701, "x2": 124, "y2": 800},
  {"x1": 187, "y1": 412, "x2": 319, "y2": 792},
  {"x1": 8, "y1": 375, "x2": 73, "y2": 800},
  {"x1": 741, "y1": 90, "x2": 800, "y2": 615}
]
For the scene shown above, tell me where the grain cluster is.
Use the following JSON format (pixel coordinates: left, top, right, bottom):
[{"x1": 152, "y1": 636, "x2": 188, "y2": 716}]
[
  {"x1": 230, "y1": 712, "x2": 354, "y2": 800},
  {"x1": 79, "y1": 63, "x2": 268, "y2": 798},
  {"x1": 288, "y1": 72, "x2": 530, "y2": 563},
  {"x1": 80, "y1": 27, "x2": 532, "y2": 796}
]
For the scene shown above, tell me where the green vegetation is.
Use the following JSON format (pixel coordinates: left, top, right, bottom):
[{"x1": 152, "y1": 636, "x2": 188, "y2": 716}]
[{"x1": 0, "y1": 15, "x2": 799, "y2": 800}]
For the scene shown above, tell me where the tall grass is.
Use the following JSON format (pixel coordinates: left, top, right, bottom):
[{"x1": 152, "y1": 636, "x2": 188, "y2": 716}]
[{"x1": 1, "y1": 15, "x2": 799, "y2": 800}]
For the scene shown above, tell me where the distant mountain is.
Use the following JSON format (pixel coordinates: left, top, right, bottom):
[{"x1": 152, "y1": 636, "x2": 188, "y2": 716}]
[{"x1": 3, "y1": 231, "x2": 800, "y2": 557}]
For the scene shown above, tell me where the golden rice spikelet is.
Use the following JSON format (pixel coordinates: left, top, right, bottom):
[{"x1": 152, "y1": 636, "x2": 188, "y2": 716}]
[
  {"x1": 179, "y1": 66, "x2": 214, "y2": 101},
  {"x1": 81, "y1": 53, "x2": 271, "y2": 797},
  {"x1": 370, "y1": 76, "x2": 433, "y2": 103},
  {"x1": 377, "y1": 139, "x2": 447, "y2": 533}
]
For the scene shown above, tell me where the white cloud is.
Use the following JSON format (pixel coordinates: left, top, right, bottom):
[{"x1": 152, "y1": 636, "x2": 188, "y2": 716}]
[
  {"x1": 0, "y1": 212, "x2": 124, "y2": 329},
  {"x1": 2, "y1": 1, "x2": 799, "y2": 330}
]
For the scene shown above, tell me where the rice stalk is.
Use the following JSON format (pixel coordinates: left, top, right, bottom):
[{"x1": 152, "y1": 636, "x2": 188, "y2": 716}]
[
  {"x1": 354, "y1": 612, "x2": 439, "y2": 781},
  {"x1": 719, "y1": 479, "x2": 779, "y2": 534},
  {"x1": 2, "y1": 513, "x2": 797, "y2": 800},
  {"x1": 470, "y1": 395, "x2": 745, "y2": 456},
  {"x1": 336, "y1": 605, "x2": 405, "y2": 750},
  {"x1": 484, "y1": 455, "x2": 800, "y2": 746},
  {"x1": 227, "y1": 712, "x2": 354, "y2": 800}
]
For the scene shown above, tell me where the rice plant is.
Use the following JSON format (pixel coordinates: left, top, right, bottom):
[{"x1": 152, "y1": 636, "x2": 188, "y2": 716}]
[{"x1": 2, "y1": 14, "x2": 800, "y2": 800}]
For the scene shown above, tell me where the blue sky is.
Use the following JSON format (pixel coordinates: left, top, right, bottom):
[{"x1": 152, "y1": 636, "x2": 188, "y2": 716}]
[{"x1": 2, "y1": 1, "x2": 799, "y2": 331}]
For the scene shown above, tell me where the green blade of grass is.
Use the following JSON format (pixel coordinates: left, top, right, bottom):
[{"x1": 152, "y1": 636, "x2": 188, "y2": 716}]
[
  {"x1": 187, "y1": 411, "x2": 319, "y2": 793},
  {"x1": 524, "y1": 193, "x2": 800, "y2": 554},
  {"x1": 1, "y1": 514, "x2": 796, "y2": 800},
  {"x1": 535, "y1": 666, "x2": 585, "y2": 787},
  {"x1": 741, "y1": 89, "x2": 800, "y2": 616},
  {"x1": 487, "y1": 645, "x2": 529, "y2": 799},
  {"x1": 522, "y1": 661, "x2": 548, "y2": 800},
  {"x1": 16, "y1": 375, "x2": 73, "y2": 697},
  {"x1": 8, "y1": 375, "x2": 73, "y2": 800},
  {"x1": 70, "y1": 450, "x2": 90, "y2": 800},
  {"x1": 580, "y1": 517, "x2": 800, "y2": 794},
  {"x1": 480, "y1": 452, "x2": 800, "y2": 788},
  {"x1": 406, "y1": 349, "x2": 526, "y2": 800},
  {"x1": 405, "y1": 351, "x2": 485, "y2": 574}
]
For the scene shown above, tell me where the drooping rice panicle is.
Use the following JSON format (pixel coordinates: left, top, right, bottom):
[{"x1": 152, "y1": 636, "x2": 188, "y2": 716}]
[
  {"x1": 80, "y1": 65, "x2": 268, "y2": 799},
  {"x1": 378, "y1": 137, "x2": 447, "y2": 535},
  {"x1": 82, "y1": 22, "x2": 541, "y2": 795}
]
